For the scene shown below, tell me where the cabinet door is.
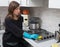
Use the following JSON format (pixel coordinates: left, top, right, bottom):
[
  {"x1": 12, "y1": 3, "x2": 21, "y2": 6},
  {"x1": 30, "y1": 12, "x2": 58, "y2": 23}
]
[
  {"x1": 0, "y1": 0, "x2": 8, "y2": 6},
  {"x1": 9, "y1": 0, "x2": 43, "y2": 7},
  {"x1": 9, "y1": 0, "x2": 21, "y2": 4},
  {"x1": 27, "y1": 0, "x2": 43, "y2": 7},
  {"x1": 49, "y1": 0, "x2": 60, "y2": 9},
  {"x1": 8, "y1": 0, "x2": 27, "y2": 7},
  {"x1": 20, "y1": 0, "x2": 43, "y2": 7},
  {"x1": 20, "y1": 0, "x2": 27, "y2": 6}
]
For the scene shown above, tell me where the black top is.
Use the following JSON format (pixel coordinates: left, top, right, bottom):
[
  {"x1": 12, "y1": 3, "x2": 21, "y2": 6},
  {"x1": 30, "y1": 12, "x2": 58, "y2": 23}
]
[{"x1": 3, "y1": 15, "x2": 24, "y2": 42}]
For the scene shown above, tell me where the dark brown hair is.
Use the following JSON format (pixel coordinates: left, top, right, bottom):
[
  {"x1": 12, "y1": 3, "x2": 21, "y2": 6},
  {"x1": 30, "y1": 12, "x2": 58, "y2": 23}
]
[{"x1": 7, "y1": 1, "x2": 19, "y2": 18}]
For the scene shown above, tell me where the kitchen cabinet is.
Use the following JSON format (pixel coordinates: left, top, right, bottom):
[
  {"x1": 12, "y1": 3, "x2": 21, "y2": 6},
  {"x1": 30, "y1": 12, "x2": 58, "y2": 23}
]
[
  {"x1": 21, "y1": 0, "x2": 44, "y2": 7},
  {"x1": 0, "y1": 0, "x2": 44, "y2": 7},
  {"x1": 20, "y1": 0, "x2": 27, "y2": 6},
  {"x1": 0, "y1": 0, "x2": 8, "y2": 6},
  {"x1": 9, "y1": 0, "x2": 21, "y2": 4},
  {"x1": 0, "y1": 0, "x2": 23, "y2": 7},
  {"x1": 8, "y1": 0, "x2": 27, "y2": 7},
  {"x1": 49, "y1": 0, "x2": 60, "y2": 9},
  {"x1": 28, "y1": 0, "x2": 44, "y2": 7}
]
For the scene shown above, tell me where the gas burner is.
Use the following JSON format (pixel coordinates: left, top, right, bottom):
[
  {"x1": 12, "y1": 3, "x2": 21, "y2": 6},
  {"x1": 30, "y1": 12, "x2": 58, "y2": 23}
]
[
  {"x1": 27, "y1": 29, "x2": 55, "y2": 42},
  {"x1": 35, "y1": 31, "x2": 55, "y2": 42}
]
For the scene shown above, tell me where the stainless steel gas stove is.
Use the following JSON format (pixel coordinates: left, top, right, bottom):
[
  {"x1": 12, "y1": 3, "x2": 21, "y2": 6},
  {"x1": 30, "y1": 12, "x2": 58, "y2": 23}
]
[{"x1": 27, "y1": 29, "x2": 55, "y2": 43}]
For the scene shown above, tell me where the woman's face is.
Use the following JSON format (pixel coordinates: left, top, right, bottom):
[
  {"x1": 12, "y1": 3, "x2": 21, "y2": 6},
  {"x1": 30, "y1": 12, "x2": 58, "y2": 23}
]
[{"x1": 13, "y1": 6, "x2": 20, "y2": 16}]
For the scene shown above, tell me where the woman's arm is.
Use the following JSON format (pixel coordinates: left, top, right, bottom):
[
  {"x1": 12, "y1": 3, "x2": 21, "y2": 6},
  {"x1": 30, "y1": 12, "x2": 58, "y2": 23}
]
[{"x1": 5, "y1": 18, "x2": 24, "y2": 38}]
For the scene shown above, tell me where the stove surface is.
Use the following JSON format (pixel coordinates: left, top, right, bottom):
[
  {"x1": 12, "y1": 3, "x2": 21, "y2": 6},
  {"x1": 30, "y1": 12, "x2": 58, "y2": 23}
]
[{"x1": 27, "y1": 29, "x2": 55, "y2": 43}]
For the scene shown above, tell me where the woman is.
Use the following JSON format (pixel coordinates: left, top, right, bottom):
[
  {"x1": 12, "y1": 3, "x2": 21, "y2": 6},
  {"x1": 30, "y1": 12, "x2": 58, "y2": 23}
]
[{"x1": 2, "y1": 1, "x2": 39, "y2": 47}]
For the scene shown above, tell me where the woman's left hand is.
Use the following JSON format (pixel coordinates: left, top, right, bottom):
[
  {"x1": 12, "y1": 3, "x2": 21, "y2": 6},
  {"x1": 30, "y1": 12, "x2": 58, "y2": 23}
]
[{"x1": 30, "y1": 34, "x2": 39, "y2": 40}]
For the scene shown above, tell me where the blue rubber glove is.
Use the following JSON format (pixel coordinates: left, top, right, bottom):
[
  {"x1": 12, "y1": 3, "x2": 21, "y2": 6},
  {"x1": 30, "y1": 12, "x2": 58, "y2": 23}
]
[
  {"x1": 30, "y1": 34, "x2": 39, "y2": 40},
  {"x1": 23, "y1": 32, "x2": 31, "y2": 39}
]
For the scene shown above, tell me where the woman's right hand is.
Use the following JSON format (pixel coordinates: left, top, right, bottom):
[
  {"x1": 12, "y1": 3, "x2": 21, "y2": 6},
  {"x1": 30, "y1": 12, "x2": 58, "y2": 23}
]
[{"x1": 23, "y1": 32, "x2": 31, "y2": 39}]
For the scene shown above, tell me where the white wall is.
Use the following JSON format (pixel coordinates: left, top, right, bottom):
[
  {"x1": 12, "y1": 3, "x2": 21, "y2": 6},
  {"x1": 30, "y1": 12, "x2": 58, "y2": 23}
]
[
  {"x1": 0, "y1": 7, "x2": 60, "y2": 33},
  {"x1": 30, "y1": 8, "x2": 60, "y2": 33},
  {"x1": 0, "y1": 7, "x2": 8, "y2": 25}
]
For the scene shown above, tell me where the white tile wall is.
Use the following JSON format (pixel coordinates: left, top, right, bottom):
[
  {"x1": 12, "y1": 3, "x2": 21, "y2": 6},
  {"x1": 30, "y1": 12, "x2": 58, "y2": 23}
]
[
  {"x1": 29, "y1": 8, "x2": 60, "y2": 33},
  {"x1": 0, "y1": 7, "x2": 60, "y2": 33},
  {"x1": 0, "y1": 7, "x2": 8, "y2": 24}
]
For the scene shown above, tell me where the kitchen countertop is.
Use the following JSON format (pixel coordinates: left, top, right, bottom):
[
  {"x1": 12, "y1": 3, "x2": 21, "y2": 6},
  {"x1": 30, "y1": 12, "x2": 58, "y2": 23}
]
[
  {"x1": 24, "y1": 38, "x2": 60, "y2": 47},
  {"x1": 0, "y1": 30, "x2": 60, "y2": 47}
]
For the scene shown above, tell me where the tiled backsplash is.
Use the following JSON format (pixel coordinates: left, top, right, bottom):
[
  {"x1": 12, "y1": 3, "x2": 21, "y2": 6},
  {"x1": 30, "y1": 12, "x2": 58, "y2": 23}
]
[
  {"x1": 0, "y1": 7, "x2": 8, "y2": 30},
  {"x1": 0, "y1": 18, "x2": 5, "y2": 30},
  {"x1": 0, "y1": 7, "x2": 60, "y2": 33},
  {"x1": 29, "y1": 8, "x2": 60, "y2": 33}
]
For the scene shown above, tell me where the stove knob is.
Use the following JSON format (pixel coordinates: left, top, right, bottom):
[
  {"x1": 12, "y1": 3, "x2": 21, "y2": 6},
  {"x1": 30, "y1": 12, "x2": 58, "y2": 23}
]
[
  {"x1": 47, "y1": 36, "x2": 49, "y2": 39},
  {"x1": 49, "y1": 36, "x2": 52, "y2": 38},
  {"x1": 52, "y1": 35, "x2": 54, "y2": 37},
  {"x1": 44, "y1": 37, "x2": 46, "y2": 39}
]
